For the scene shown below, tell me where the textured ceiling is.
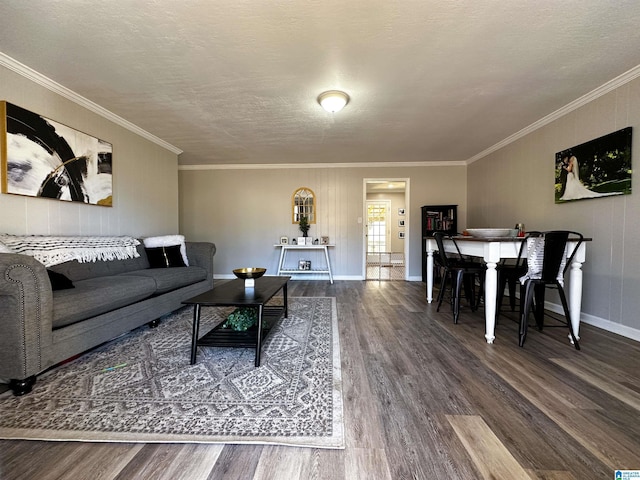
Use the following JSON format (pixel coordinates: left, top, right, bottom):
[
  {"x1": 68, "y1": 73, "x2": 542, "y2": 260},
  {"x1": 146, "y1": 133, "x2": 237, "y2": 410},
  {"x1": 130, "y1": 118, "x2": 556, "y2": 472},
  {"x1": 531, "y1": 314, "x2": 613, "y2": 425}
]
[{"x1": 2, "y1": 1, "x2": 640, "y2": 166}]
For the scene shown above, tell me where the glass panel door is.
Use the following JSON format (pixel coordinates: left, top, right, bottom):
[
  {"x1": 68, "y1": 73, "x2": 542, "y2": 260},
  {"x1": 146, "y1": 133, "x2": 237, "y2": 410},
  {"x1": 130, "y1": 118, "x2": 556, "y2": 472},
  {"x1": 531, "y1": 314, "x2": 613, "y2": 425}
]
[
  {"x1": 366, "y1": 200, "x2": 391, "y2": 280},
  {"x1": 367, "y1": 201, "x2": 390, "y2": 253}
]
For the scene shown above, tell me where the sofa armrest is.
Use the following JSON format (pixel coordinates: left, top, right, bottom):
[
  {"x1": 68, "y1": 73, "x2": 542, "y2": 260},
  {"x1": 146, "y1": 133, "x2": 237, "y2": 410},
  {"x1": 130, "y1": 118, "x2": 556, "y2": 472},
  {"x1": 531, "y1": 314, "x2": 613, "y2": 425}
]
[
  {"x1": 0, "y1": 253, "x2": 54, "y2": 381},
  {"x1": 185, "y1": 242, "x2": 216, "y2": 283}
]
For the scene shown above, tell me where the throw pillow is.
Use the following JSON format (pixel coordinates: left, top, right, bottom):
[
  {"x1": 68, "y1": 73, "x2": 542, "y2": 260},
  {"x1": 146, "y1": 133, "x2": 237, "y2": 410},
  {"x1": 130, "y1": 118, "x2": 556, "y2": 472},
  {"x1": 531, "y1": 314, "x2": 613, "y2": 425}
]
[
  {"x1": 47, "y1": 269, "x2": 75, "y2": 290},
  {"x1": 143, "y1": 235, "x2": 189, "y2": 265},
  {"x1": 145, "y1": 245, "x2": 186, "y2": 268}
]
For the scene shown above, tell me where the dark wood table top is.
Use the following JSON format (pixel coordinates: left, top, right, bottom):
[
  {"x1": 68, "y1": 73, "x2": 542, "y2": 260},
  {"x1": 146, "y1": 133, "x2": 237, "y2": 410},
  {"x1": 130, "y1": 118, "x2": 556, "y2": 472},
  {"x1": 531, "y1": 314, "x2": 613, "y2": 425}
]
[{"x1": 183, "y1": 276, "x2": 290, "y2": 307}]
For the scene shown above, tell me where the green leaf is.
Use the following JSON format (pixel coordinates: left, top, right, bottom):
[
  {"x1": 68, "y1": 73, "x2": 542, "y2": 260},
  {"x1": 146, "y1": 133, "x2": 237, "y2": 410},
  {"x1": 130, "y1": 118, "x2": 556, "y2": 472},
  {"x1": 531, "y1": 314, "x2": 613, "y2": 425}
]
[{"x1": 222, "y1": 307, "x2": 258, "y2": 331}]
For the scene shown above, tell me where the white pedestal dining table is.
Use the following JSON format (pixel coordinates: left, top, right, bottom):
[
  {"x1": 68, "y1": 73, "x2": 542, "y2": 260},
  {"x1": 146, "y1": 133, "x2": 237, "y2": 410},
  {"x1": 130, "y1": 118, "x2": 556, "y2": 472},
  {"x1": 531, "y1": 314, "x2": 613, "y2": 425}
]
[{"x1": 424, "y1": 236, "x2": 588, "y2": 344}]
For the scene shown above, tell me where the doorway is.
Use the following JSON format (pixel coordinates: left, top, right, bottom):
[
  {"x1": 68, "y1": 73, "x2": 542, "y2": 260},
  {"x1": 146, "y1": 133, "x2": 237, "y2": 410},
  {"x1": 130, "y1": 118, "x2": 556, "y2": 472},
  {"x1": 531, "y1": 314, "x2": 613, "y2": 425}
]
[{"x1": 364, "y1": 179, "x2": 409, "y2": 280}]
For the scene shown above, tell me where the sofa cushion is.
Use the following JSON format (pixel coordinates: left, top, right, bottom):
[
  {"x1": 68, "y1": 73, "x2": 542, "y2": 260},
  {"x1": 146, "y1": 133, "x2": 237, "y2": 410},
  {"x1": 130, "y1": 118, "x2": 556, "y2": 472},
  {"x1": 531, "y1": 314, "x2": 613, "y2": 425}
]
[
  {"x1": 48, "y1": 242, "x2": 151, "y2": 282},
  {"x1": 52, "y1": 275, "x2": 157, "y2": 329},
  {"x1": 120, "y1": 266, "x2": 207, "y2": 294}
]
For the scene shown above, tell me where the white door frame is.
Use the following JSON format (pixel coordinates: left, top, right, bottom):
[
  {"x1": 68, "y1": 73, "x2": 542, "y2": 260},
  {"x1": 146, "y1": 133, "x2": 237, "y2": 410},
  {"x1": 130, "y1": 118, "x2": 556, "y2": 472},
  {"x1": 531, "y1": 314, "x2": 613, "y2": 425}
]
[{"x1": 362, "y1": 178, "x2": 410, "y2": 280}]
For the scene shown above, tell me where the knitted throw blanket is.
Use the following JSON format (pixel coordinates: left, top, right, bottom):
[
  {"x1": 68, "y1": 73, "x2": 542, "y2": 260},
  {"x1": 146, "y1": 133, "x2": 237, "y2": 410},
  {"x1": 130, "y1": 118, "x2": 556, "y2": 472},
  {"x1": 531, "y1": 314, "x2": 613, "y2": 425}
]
[{"x1": 0, "y1": 234, "x2": 140, "y2": 267}]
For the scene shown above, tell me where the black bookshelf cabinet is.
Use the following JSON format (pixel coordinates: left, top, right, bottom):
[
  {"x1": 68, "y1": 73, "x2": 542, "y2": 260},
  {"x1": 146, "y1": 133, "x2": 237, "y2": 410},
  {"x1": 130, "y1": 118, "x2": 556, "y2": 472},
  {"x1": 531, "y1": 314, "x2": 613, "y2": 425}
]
[{"x1": 421, "y1": 205, "x2": 457, "y2": 281}]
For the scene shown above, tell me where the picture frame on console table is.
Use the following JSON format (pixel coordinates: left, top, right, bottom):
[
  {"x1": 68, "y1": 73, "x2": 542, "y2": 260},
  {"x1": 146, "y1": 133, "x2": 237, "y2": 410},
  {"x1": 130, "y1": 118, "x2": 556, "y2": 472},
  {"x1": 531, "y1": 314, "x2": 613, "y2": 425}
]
[
  {"x1": 298, "y1": 259, "x2": 311, "y2": 270},
  {"x1": 0, "y1": 101, "x2": 113, "y2": 206}
]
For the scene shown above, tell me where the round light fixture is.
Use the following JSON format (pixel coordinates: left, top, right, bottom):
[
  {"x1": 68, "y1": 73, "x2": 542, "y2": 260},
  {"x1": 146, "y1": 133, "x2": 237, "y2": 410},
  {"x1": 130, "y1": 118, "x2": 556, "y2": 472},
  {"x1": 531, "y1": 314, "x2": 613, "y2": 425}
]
[{"x1": 318, "y1": 90, "x2": 350, "y2": 113}]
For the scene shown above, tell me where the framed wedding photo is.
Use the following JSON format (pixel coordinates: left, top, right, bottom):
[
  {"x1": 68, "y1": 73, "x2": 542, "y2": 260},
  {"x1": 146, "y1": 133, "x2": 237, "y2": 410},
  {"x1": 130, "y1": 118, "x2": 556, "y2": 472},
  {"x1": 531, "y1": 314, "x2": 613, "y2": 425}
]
[
  {"x1": 398, "y1": 219, "x2": 405, "y2": 227},
  {"x1": 398, "y1": 208, "x2": 405, "y2": 216},
  {"x1": 398, "y1": 231, "x2": 405, "y2": 239},
  {"x1": 555, "y1": 127, "x2": 632, "y2": 203}
]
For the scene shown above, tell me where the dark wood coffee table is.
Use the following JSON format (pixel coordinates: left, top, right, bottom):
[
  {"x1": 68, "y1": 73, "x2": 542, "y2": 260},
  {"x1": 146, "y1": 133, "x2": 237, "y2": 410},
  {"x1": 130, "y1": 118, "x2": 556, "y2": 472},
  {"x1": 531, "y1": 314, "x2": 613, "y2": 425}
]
[{"x1": 183, "y1": 276, "x2": 290, "y2": 367}]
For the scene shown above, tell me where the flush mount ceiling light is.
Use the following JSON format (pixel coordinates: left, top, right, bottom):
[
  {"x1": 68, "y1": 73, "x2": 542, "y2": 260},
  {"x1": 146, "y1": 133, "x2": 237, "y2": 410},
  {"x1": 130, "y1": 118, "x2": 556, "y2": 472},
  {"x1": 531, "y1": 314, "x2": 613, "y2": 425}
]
[{"x1": 318, "y1": 90, "x2": 350, "y2": 113}]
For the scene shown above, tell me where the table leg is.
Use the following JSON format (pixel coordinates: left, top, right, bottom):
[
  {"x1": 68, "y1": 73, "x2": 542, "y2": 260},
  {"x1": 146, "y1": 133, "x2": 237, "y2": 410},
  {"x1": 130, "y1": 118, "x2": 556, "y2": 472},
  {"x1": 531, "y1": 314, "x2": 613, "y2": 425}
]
[
  {"x1": 426, "y1": 250, "x2": 434, "y2": 303},
  {"x1": 190, "y1": 304, "x2": 201, "y2": 365},
  {"x1": 283, "y1": 282, "x2": 289, "y2": 318},
  {"x1": 484, "y1": 262, "x2": 498, "y2": 344},
  {"x1": 323, "y1": 246, "x2": 334, "y2": 284},
  {"x1": 255, "y1": 304, "x2": 264, "y2": 367},
  {"x1": 568, "y1": 258, "x2": 584, "y2": 341},
  {"x1": 534, "y1": 284, "x2": 546, "y2": 328},
  {"x1": 277, "y1": 247, "x2": 286, "y2": 276}
]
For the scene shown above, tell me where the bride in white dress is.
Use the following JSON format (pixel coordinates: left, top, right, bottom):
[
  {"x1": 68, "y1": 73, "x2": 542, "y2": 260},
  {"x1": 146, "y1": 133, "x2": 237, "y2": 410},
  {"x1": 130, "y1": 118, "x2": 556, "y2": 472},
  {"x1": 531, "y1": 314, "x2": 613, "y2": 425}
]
[{"x1": 559, "y1": 155, "x2": 606, "y2": 201}]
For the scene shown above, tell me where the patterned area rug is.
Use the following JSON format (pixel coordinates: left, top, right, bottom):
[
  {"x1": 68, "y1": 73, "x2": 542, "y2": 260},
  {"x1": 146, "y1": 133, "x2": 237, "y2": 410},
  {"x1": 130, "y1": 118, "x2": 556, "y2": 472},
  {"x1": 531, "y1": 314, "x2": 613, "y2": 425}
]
[{"x1": 0, "y1": 297, "x2": 344, "y2": 448}]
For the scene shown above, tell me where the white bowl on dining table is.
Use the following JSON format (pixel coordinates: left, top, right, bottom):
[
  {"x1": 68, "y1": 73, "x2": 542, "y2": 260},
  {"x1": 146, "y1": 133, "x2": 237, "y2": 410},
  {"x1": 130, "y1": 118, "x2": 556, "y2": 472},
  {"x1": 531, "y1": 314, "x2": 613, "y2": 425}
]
[{"x1": 466, "y1": 228, "x2": 518, "y2": 238}]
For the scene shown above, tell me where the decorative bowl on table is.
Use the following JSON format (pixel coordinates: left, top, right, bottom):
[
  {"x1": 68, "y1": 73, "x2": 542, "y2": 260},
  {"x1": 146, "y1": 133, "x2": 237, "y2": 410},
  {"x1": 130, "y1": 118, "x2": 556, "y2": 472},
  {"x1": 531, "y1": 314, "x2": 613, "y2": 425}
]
[
  {"x1": 466, "y1": 228, "x2": 517, "y2": 238},
  {"x1": 233, "y1": 267, "x2": 266, "y2": 288},
  {"x1": 233, "y1": 267, "x2": 267, "y2": 279}
]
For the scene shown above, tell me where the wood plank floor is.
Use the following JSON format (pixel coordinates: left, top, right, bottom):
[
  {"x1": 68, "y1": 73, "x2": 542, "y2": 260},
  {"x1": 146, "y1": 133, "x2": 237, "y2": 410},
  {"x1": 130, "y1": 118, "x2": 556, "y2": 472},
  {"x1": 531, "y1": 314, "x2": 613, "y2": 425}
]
[{"x1": 1, "y1": 280, "x2": 639, "y2": 479}]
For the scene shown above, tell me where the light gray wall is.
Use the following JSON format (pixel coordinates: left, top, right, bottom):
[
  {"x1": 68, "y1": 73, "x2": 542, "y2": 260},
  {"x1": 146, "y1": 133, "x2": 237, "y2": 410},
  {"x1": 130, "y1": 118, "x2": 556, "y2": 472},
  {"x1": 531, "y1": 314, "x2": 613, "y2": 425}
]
[
  {"x1": 0, "y1": 64, "x2": 179, "y2": 237},
  {"x1": 468, "y1": 76, "x2": 640, "y2": 340},
  {"x1": 179, "y1": 165, "x2": 466, "y2": 280}
]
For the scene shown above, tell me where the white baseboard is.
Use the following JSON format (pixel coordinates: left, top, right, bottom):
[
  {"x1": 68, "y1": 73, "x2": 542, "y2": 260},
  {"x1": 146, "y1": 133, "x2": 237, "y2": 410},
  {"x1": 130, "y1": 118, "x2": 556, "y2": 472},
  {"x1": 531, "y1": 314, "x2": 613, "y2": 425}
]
[{"x1": 544, "y1": 302, "x2": 640, "y2": 342}]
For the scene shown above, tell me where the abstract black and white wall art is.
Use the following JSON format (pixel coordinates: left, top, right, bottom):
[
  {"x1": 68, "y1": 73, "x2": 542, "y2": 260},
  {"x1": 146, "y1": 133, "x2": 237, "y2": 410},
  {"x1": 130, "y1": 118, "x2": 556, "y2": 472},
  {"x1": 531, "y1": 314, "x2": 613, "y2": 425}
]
[
  {"x1": 555, "y1": 127, "x2": 632, "y2": 203},
  {"x1": 1, "y1": 102, "x2": 113, "y2": 206}
]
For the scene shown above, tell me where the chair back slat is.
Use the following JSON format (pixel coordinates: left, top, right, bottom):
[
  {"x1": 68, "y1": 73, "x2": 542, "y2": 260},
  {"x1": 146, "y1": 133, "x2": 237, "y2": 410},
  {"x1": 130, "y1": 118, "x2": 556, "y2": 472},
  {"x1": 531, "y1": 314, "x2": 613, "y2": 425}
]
[
  {"x1": 520, "y1": 230, "x2": 584, "y2": 285},
  {"x1": 562, "y1": 231, "x2": 584, "y2": 275},
  {"x1": 540, "y1": 231, "x2": 570, "y2": 282},
  {"x1": 433, "y1": 232, "x2": 450, "y2": 268},
  {"x1": 433, "y1": 232, "x2": 465, "y2": 267},
  {"x1": 515, "y1": 230, "x2": 540, "y2": 268}
]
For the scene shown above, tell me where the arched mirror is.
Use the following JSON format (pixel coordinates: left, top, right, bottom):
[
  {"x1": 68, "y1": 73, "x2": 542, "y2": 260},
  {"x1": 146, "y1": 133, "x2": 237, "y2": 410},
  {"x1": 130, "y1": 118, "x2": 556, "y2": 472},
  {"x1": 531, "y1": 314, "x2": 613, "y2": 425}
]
[{"x1": 292, "y1": 187, "x2": 316, "y2": 224}]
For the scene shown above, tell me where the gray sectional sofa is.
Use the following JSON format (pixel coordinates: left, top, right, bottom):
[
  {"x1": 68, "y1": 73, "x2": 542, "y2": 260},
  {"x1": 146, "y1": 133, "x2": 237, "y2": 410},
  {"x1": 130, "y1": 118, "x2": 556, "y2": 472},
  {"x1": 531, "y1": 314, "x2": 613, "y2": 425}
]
[{"x1": 0, "y1": 240, "x2": 215, "y2": 395}]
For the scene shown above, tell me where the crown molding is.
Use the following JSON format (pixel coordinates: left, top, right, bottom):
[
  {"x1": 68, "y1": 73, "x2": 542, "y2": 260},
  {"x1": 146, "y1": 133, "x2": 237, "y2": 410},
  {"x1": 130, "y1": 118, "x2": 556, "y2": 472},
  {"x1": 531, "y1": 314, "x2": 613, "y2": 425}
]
[
  {"x1": 466, "y1": 63, "x2": 640, "y2": 164},
  {"x1": 8, "y1": 50, "x2": 636, "y2": 168},
  {"x1": 0, "y1": 52, "x2": 182, "y2": 155},
  {"x1": 178, "y1": 160, "x2": 466, "y2": 170}
]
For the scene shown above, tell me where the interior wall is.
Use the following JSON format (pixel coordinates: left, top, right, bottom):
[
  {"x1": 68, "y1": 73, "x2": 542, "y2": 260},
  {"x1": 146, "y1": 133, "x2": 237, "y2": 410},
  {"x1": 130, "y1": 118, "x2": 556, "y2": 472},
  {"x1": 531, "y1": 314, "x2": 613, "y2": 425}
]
[
  {"x1": 468, "y1": 76, "x2": 640, "y2": 339},
  {"x1": 0, "y1": 65, "x2": 179, "y2": 237},
  {"x1": 179, "y1": 164, "x2": 466, "y2": 280}
]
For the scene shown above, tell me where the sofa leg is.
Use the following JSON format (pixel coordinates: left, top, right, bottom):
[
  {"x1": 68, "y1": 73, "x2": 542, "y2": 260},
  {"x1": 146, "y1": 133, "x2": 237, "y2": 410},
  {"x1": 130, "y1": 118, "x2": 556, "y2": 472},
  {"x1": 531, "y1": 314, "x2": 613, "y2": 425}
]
[
  {"x1": 148, "y1": 318, "x2": 161, "y2": 328},
  {"x1": 9, "y1": 376, "x2": 36, "y2": 396}
]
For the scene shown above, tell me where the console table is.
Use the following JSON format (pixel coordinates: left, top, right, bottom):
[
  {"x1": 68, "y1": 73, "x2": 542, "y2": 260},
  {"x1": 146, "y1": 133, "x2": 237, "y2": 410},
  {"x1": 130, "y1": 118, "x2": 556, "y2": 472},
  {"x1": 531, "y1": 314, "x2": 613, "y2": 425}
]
[{"x1": 274, "y1": 244, "x2": 335, "y2": 284}]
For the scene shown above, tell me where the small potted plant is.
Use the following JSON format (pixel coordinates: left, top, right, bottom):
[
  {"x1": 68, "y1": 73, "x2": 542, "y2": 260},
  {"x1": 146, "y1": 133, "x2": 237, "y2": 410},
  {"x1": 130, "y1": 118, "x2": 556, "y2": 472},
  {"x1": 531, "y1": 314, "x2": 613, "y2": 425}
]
[
  {"x1": 222, "y1": 307, "x2": 258, "y2": 331},
  {"x1": 299, "y1": 215, "x2": 310, "y2": 237}
]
